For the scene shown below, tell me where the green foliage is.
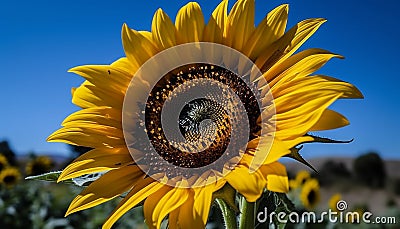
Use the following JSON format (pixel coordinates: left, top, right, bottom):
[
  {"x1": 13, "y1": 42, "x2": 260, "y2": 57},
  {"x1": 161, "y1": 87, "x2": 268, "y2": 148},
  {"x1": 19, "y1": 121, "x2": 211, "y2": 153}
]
[
  {"x1": 0, "y1": 181, "x2": 145, "y2": 229},
  {"x1": 353, "y1": 152, "x2": 386, "y2": 188},
  {"x1": 0, "y1": 181, "x2": 67, "y2": 228},
  {"x1": 255, "y1": 191, "x2": 295, "y2": 229}
]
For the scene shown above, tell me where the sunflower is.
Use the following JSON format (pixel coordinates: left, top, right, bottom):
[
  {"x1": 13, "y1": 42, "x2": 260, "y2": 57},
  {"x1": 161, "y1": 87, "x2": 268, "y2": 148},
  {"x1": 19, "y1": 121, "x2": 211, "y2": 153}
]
[
  {"x1": 328, "y1": 193, "x2": 342, "y2": 212},
  {"x1": 300, "y1": 178, "x2": 320, "y2": 210},
  {"x1": 289, "y1": 170, "x2": 310, "y2": 190},
  {"x1": 0, "y1": 154, "x2": 8, "y2": 172},
  {"x1": 0, "y1": 167, "x2": 21, "y2": 188},
  {"x1": 295, "y1": 170, "x2": 311, "y2": 186},
  {"x1": 25, "y1": 155, "x2": 54, "y2": 176},
  {"x1": 48, "y1": 0, "x2": 362, "y2": 228},
  {"x1": 289, "y1": 179, "x2": 298, "y2": 190},
  {"x1": 347, "y1": 207, "x2": 365, "y2": 224}
]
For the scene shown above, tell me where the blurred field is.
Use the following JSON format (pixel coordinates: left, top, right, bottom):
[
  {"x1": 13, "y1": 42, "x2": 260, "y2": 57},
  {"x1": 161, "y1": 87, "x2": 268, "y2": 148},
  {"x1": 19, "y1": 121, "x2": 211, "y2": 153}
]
[
  {"x1": 284, "y1": 155, "x2": 400, "y2": 215},
  {"x1": 1, "y1": 147, "x2": 399, "y2": 228}
]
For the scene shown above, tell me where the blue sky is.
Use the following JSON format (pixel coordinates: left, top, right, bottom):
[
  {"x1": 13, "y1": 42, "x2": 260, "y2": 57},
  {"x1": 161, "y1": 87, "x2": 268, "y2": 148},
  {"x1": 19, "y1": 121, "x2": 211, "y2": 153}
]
[{"x1": 0, "y1": 0, "x2": 398, "y2": 159}]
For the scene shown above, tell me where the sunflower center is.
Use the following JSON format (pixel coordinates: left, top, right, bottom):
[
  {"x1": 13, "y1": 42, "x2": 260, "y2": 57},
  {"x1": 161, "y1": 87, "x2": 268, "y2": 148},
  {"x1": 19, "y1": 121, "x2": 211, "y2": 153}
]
[
  {"x1": 123, "y1": 42, "x2": 275, "y2": 187},
  {"x1": 178, "y1": 98, "x2": 228, "y2": 149},
  {"x1": 4, "y1": 175, "x2": 16, "y2": 184},
  {"x1": 143, "y1": 64, "x2": 260, "y2": 173},
  {"x1": 307, "y1": 189, "x2": 317, "y2": 205}
]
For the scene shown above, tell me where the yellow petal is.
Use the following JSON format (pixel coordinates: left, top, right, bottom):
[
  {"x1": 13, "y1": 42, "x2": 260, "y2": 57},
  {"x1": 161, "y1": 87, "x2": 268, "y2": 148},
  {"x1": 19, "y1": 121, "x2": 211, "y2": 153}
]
[
  {"x1": 259, "y1": 162, "x2": 289, "y2": 193},
  {"x1": 103, "y1": 178, "x2": 165, "y2": 229},
  {"x1": 145, "y1": 187, "x2": 189, "y2": 228},
  {"x1": 47, "y1": 123, "x2": 124, "y2": 148},
  {"x1": 247, "y1": 135, "x2": 290, "y2": 171},
  {"x1": 275, "y1": 93, "x2": 342, "y2": 139},
  {"x1": 110, "y1": 57, "x2": 136, "y2": 75},
  {"x1": 264, "y1": 48, "x2": 342, "y2": 88},
  {"x1": 143, "y1": 186, "x2": 171, "y2": 229},
  {"x1": 277, "y1": 18, "x2": 327, "y2": 64},
  {"x1": 68, "y1": 65, "x2": 131, "y2": 95},
  {"x1": 225, "y1": 0, "x2": 255, "y2": 51},
  {"x1": 139, "y1": 30, "x2": 154, "y2": 44},
  {"x1": 65, "y1": 165, "x2": 143, "y2": 215},
  {"x1": 203, "y1": 0, "x2": 228, "y2": 43},
  {"x1": 225, "y1": 165, "x2": 266, "y2": 202},
  {"x1": 175, "y1": 2, "x2": 205, "y2": 43},
  {"x1": 70, "y1": 81, "x2": 101, "y2": 109},
  {"x1": 193, "y1": 181, "x2": 224, "y2": 224},
  {"x1": 57, "y1": 147, "x2": 133, "y2": 182},
  {"x1": 256, "y1": 18, "x2": 326, "y2": 72},
  {"x1": 152, "y1": 9, "x2": 176, "y2": 49},
  {"x1": 272, "y1": 75, "x2": 364, "y2": 100},
  {"x1": 262, "y1": 138, "x2": 291, "y2": 165},
  {"x1": 310, "y1": 109, "x2": 349, "y2": 131},
  {"x1": 282, "y1": 135, "x2": 315, "y2": 149},
  {"x1": 168, "y1": 208, "x2": 179, "y2": 229},
  {"x1": 243, "y1": 4, "x2": 288, "y2": 59},
  {"x1": 61, "y1": 106, "x2": 121, "y2": 129},
  {"x1": 122, "y1": 24, "x2": 158, "y2": 69},
  {"x1": 177, "y1": 192, "x2": 205, "y2": 228},
  {"x1": 71, "y1": 81, "x2": 124, "y2": 109}
]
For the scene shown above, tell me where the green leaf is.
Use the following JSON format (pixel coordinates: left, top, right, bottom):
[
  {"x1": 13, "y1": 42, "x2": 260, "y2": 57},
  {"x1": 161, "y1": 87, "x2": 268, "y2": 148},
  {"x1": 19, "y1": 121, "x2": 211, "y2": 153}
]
[
  {"x1": 271, "y1": 193, "x2": 295, "y2": 229},
  {"x1": 275, "y1": 193, "x2": 296, "y2": 213},
  {"x1": 25, "y1": 171, "x2": 73, "y2": 184},
  {"x1": 255, "y1": 191, "x2": 295, "y2": 229},
  {"x1": 71, "y1": 172, "x2": 105, "y2": 186},
  {"x1": 25, "y1": 171, "x2": 107, "y2": 187}
]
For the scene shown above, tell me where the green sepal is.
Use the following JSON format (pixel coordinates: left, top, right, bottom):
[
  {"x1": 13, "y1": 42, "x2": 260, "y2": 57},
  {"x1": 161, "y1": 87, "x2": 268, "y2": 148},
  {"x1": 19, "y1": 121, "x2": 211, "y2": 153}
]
[
  {"x1": 284, "y1": 146, "x2": 317, "y2": 173},
  {"x1": 306, "y1": 134, "x2": 353, "y2": 144},
  {"x1": 285, "y1": 134, "x2": 353, "y2": 172},
  {"x1": 25, "y1": 171, "x2": 105, "y2": 187},
  {"x1": 25, "y1": 171, "x2": 72, "y2": 183},
  {"x1": 213, "y1": 183, "x2": 239, "y2": 214}
]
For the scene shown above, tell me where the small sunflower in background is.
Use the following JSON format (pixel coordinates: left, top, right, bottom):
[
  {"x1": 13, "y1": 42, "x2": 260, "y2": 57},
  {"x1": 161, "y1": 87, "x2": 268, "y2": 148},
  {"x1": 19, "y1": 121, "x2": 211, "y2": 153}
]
[
  {"x1": 0, "y1": 167, "x2": 21, "y2": 188},
  {"x1": 328, "y1": 193, "x2": 342, "y2": 212},
  {"x1": 46, "y1": 0, "x2": 362, "y2": 227},
  {"x1": 300, "y1": 178, "x2": 320, "y2": 210},
  {"x1": 25, "y1": 156, "x2": 54, "y2": 176},
  {"x1": 289, "y1": 170, "x2": 311, "y2": 190},
  {"x1": 346, "y1": 207, "x2": 366, "y2": 224},
  {"x1": 0, "y1": 154, "x2": 9, "y2": 172},
  {"x1": 289, "y1": 179, "x2": 299, "y2": 190},
  {"x1": 296, "y1": 170, "x2": 311, "y2": 186}
]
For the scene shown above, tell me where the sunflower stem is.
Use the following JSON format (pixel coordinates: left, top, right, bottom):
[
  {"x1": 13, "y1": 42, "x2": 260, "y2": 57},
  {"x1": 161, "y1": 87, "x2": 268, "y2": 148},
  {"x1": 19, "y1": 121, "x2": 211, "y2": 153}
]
[
  {"x1": 239, "y1": 197, "x2": 255, "y2": 229},
  {"x1": 216, "y1": 198, "x2": 238, "y2": 229}
]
